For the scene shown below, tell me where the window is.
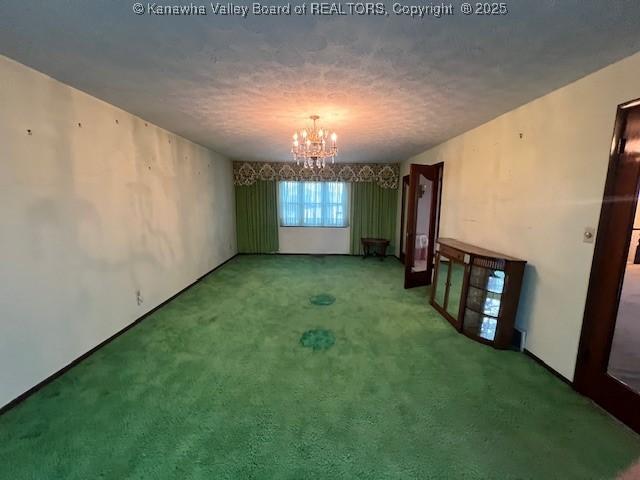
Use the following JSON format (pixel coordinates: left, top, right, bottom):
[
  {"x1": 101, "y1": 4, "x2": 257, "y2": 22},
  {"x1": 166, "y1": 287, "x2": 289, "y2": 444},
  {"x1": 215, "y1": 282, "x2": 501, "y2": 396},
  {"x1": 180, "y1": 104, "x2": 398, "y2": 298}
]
[{"x1": 279, "y1": 181, "x2": 349, "y2": 227}]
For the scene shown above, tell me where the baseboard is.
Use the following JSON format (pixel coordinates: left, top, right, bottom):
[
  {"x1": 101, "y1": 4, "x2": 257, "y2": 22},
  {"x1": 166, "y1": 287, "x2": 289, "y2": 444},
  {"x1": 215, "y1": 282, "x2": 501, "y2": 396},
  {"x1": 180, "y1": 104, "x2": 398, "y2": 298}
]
[
  {"x1": 237, "y1": 252, "x2": 357, "y2": 256},
  {"x1": 523, "y1": 349, "x2": 572, "y2": 386},
  {"x1": 238, "y1": 252, "x2": 401, "y2": 259},
  {"x1": 274, "y1": 252, "x2": 354, "y2": 256},
  {"x1": 0, "y1": 253, "x2": 239, "y2": 416}
]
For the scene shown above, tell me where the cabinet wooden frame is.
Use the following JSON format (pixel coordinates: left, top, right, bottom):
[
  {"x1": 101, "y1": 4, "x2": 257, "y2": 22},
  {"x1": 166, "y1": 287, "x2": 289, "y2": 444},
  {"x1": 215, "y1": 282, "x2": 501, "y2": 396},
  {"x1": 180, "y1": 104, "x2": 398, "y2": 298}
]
[{"x1": 430, "y1": 238, "x2": 526, "y2": 349}]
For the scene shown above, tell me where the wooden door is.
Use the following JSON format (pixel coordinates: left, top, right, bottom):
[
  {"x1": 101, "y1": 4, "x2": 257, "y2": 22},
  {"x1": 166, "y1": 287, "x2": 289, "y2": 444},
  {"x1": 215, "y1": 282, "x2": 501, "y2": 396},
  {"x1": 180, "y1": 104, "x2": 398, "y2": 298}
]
[
  {"x1": 574, "y1": 100, "x2": 640, "y2": 434},
  {"x1": 404, "y1": 164, "x2": 442, "y2": 288},
  {"x1": 399, "y1": 175, "x2": 410, "y2": 263}
]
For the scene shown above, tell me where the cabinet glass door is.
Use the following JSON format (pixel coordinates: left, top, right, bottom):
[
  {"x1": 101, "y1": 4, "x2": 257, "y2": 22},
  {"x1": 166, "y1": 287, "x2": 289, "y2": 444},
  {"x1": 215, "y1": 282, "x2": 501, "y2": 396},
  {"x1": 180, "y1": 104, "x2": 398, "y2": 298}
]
[
  {"x1": 434, "y1": 255, "x2": 449, "y2": 309},
  {"x1": 446, "y1": 262, "x2": 465, "y2": 319},
  {"x1": 463, "y1": 266, "x2": 505, "y2": 341}
]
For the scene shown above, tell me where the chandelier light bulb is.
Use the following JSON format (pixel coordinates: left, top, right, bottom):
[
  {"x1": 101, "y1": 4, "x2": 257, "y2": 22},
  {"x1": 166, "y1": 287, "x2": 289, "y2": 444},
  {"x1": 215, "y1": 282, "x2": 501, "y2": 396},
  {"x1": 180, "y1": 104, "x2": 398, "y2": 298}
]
[
  {"x1": 302, "y1": 129, "x2": 307, "y2": 138},
  {"x1": 293, "y1": 132, "x2": 298, "y2": 140},
  {"x1": 331, "y1": 132, "x2": 337, "y2": 142}
]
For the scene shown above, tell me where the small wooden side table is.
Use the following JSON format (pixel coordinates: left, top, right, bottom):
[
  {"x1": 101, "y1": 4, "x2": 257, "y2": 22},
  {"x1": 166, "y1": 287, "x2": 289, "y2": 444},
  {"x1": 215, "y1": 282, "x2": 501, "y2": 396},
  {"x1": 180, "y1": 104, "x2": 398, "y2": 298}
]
[{"x1": 361, "y1": 238, "x2": 390, "y2": 261}]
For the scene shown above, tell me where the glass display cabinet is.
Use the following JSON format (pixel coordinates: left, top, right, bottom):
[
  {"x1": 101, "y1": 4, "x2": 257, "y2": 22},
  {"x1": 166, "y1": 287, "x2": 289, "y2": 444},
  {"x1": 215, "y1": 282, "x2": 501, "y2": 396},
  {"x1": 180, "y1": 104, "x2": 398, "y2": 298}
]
[{"x1": 430, "y1": 238, "x2": 526, "y2": 349}]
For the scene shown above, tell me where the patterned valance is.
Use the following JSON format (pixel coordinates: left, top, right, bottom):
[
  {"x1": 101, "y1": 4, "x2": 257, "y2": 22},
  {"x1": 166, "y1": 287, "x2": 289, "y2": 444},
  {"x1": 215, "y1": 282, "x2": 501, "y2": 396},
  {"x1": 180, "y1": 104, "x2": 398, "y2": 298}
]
[{"x1": 233, "y1": 161, "x2": 399, "y2": 189}]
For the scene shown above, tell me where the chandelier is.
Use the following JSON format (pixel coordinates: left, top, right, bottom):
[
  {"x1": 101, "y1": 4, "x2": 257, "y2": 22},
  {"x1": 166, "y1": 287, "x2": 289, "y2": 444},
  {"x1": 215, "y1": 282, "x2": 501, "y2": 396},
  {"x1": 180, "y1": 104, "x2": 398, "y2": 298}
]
[{"x1": 291, "y1": 115, "x2": 338, "y2": 169}]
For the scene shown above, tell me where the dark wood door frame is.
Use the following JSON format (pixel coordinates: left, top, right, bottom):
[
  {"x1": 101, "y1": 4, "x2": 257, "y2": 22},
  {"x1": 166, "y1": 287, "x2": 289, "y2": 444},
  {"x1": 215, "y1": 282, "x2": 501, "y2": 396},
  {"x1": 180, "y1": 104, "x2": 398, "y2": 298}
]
[
  {"x1": 399, "y1": 175, "x2": 409, "y2": 263},
  {"x1": 404, "y1": 163, "x2": 443, "y2": 289},
  {"x1": 434, "y1": 162, "x2": 444, "y2": 247},
  {"x1": 574, "y1": 98, "x2": 640, "y2": 434}
]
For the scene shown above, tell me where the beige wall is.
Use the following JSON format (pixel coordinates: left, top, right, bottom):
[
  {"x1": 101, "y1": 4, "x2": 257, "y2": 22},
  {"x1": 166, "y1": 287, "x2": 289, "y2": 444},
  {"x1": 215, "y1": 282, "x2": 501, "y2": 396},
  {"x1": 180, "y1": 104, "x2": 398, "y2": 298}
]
[
  {"x1": 278, "y1": 227, "x2": 351, "y2": 254},
  {"x1": 398, "y1": 51, "x2": 640, "y2": 380},
  {"x1": 0, "y1": 55, "x2": 237, "y2": 408}
]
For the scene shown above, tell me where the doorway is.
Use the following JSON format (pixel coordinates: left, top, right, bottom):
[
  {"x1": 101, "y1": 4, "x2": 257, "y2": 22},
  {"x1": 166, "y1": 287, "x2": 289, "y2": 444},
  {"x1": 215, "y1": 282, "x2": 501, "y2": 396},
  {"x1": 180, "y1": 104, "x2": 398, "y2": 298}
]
[
  {"x1": 403, "y1": 163, "x2": 443, "y2": 289},
  {"x1": 575, "y1": 99, "x2": 640, "y2": 434}
]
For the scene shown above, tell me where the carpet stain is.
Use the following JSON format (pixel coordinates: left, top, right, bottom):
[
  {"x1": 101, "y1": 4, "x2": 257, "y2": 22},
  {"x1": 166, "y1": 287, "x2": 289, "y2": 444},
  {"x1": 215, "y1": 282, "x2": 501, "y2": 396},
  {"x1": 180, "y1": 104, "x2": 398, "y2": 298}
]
[
  {"x1": 300, "y1": 328, "x2": 336, "y2": 351},
  {"x1": 0, "y1": 255, "x2": 638, "y2": 479},
  {"x1": 309, "y1": 293, "x2": 336, "y2": 306}
]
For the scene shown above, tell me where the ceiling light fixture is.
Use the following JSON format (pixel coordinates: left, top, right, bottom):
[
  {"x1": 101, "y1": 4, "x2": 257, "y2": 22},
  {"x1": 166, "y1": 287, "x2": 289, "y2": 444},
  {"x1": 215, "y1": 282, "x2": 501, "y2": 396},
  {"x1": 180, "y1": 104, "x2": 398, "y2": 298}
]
[{"x1": 291, "y1": 115, "x2": 338, "y2": 169}]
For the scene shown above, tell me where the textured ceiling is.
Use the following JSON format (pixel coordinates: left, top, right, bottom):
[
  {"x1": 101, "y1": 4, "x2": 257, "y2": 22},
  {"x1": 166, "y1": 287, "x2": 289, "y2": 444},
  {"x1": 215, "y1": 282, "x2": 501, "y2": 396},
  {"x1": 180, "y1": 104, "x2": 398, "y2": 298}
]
[{"x1": 1, "y1": 1, "x2": 640, "y2": 163}]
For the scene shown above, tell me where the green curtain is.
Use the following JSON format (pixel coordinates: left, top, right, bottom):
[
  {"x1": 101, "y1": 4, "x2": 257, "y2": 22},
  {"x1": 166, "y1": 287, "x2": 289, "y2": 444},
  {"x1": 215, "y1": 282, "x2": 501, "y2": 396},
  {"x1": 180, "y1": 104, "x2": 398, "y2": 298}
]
[
  {"x1": 235, "y1": 181, "x2": 279, "y2": 253},
  {"x1": 350, "y1": 182, "x2": 398, "y2": 255}
]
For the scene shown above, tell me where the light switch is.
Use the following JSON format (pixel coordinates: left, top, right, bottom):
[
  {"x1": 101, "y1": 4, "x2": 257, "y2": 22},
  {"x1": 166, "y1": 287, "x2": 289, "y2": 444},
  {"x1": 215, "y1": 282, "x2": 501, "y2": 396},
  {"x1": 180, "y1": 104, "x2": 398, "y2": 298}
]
[{"x1": 583, "y1": 227, "x2": 595, "y2": 244}]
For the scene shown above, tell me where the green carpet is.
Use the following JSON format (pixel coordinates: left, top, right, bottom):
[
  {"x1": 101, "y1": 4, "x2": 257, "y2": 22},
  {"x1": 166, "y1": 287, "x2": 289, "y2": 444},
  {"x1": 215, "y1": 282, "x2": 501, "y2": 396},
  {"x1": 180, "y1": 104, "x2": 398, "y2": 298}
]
[{"x1": 1, "y1": 255, "x2": 638, "y2": 479}]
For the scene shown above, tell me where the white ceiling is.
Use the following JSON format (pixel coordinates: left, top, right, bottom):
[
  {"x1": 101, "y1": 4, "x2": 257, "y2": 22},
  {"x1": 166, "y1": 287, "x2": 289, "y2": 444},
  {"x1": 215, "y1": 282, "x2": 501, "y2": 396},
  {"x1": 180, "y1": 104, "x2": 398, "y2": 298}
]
[{"x1": 1, "y1": 1, "x2": 640, "y2": 163}]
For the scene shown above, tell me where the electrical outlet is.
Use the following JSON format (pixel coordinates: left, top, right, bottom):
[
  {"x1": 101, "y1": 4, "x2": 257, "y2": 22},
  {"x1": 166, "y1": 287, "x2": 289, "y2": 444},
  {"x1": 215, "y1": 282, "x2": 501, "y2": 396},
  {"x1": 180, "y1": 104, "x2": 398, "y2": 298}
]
[{"x1": 136, "y1": 290, "x2": 143, "y2": 306}]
